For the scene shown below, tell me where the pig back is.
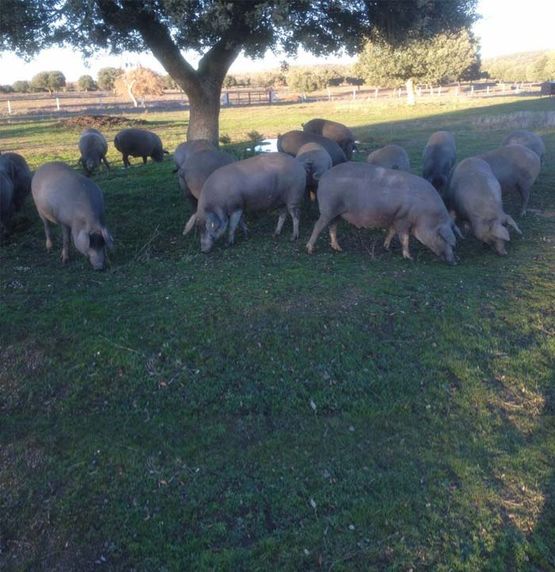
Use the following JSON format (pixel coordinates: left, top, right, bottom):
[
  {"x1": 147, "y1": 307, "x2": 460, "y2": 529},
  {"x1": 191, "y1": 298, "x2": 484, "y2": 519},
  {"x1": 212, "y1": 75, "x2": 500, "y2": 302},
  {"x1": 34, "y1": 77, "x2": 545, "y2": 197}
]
[
  {"x1": 115, "y1": 128, "x2": 159, "y2": 156},
  {"x1": 180, "y1": 149, "x2": 235, "y2": 199},
  {"x1": 278, "y1": 131, "x2": 346, "y2": 165}
]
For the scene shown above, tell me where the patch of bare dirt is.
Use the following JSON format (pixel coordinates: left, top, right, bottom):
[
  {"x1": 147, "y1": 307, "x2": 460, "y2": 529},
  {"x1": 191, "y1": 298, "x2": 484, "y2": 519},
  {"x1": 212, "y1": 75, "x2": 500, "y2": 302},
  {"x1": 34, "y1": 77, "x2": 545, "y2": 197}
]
[{"x1": 57, "y1": 114, "x2": 149, "y2": 129}]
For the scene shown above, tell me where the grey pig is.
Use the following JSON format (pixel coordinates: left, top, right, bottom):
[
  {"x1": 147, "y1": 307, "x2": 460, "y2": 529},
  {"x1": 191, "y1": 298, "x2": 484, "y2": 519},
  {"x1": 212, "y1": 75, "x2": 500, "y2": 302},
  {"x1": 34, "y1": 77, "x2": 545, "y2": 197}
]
[
  {"x1": 173, "y1": 139, "x2": 217, "y2": 171},
  {"x1": 478, "y1": 144, "x2": 540, "y2": 215},
  {"x1": 277, "y1": 130, "x2": 347, "y2": 165},
  {"x1": 447, "y1": 158, "x2": 521, "y2": 255},
  {"x1": 196, "y1": 152, "x2": 306, "y2": 253},
  {"x1": 179, "y1": 149, "x2": 236, "y2": 235},
  {"x1": 302, "y1": 118, "x2": 356, "y2": 159},
  {"x1": 367, "y1": 144, "x2": 411, "y2": 172},
  {"x1": 295, "y1": 143, "x2": 333, "y2": 192},
  {"x1": 0, "y1": 152, "x2": 32, "y2": 235},
  {"x1": 306, "y1": 162, "x2": 460, "y2": 264},
  {"x1": 422, "y1": 131, "x2": 456, "y2": 193},
  {"x1": 114, "y1": 128, "x2": 169, "y2": 167},
  {"x1": 32, "y1": 162, "x2": 113, "y2": 270},
  {"x1": 501, "y1": 130, "x2": 545, "y2": 162},
  {"x1": 0, "y1": 155, "x2": 14, "y2": 236},
  {"x1": 79, "y1": 128, "x2": 110, "y2": 176}
]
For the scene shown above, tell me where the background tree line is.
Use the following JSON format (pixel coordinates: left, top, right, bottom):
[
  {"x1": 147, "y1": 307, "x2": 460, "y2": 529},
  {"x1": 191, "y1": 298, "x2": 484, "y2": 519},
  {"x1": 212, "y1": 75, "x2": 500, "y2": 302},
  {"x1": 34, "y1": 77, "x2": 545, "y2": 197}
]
[{"x1": 483, "y1": 51, "x2": 555, "y2": 83}]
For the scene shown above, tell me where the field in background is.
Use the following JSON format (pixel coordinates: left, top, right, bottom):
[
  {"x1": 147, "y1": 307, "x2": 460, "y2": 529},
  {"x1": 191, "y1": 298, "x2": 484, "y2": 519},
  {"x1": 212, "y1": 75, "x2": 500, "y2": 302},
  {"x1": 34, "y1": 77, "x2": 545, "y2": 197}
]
[
  {"x1": 0, "y1": 81, "x2": 546, "y2": 120},
  {"x1": 1, "y1": 96, "x2": 554, "y2": 570}
]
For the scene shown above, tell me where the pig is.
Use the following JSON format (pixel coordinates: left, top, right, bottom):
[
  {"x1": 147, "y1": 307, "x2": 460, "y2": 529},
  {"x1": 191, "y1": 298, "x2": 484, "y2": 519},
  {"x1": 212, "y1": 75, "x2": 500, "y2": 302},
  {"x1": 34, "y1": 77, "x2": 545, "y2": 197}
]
[
  {"x1": 78, "y1": 128, "x2": 110, "y2": 175},
  {"x1": 295, "y1": 143, "x2": 333, "y2": 192},
  {"x1": 306, "y1": 162, "x2": 461, "y2": 264},
  {"x1": 302, "y1": 118, "x2": 356, "y2": 159},
  {"x1": 501, "y1": 130, "x2": 545, "y2": 162},
  {"x1": 446, "y1": 158, "x2": 521, "y2": 255},
  {"x1": 277, "y1": 130, "x2": 347, "y2": 165},
  {"x1": 422, "y1": 131, "x2": 456, "y2": 193},
  {"x1": 173, "y1": 139, "x2": 217, "y2": 171},
  {"x1": 367, "y1": 144, "x2": 411, "y2": 172},
  {"x1": 114, "y1": 128, "x2": 169, "y2": 167},
  {"x1": 0, "y1": 156, "x2": 15, "y2": 236},
  {"x1": 478, "y1": 144, "x2": 541, "y2": 215},
  {"x1": 0, "y1": 152, "x2": 32, "y2": 235},
  {"x1": 31, "y1": 162, "x2": 113, "y2": 270},
  {"x1": 196, "y1": 152, "x2": 306, "y2": 253},
  {"x1": 178, "y1": 149, "x2": 236, "y2": 235},
  {"x1": 3, "y1": 152, "x2": 32, "y2": 212}
]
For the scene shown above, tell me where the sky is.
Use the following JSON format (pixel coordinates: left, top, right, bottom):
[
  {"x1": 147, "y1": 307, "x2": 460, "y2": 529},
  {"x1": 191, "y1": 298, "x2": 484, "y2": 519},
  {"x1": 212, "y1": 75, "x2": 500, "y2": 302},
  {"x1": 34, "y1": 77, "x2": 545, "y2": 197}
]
[{"x1": 0, "y1": 0, "x2": 553, "y2": 84}]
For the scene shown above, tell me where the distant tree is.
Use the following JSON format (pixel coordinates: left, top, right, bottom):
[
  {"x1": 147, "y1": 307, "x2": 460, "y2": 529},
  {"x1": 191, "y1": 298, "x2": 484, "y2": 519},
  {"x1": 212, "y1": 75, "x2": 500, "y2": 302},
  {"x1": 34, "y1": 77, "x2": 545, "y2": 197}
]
[
  {"x1": 162, "y1": 74, "x2": 178, "y2": 90},
  {"x1": 287, "y1": 69, "x2": 321, "y2": 94},
  {"x1": 483, "y1": 50, "x2": 555, "y2": 82},
  {"x1": 114, "y1": 67, "x2": 164, "y2": 107},
  {"x1": 78, "y1": 74, "x2": 97, "y2": 91},
  {"x1": 0, "y1": 85, "x2": 13, "y2": 93},
  {"x1": 30, "y1": 71, "x2": 50, "y2": 92},
  {"x1": 12, "y1": 80, "x2": 30, "y2": 93},
  {"x1": 356, "y1": 29, "x2": 480, "y2": 104},
  {"x1": 96, "y1": 67, "x2": 123, "y2": 91},
  {"x1": 223, "y1": 75, "x2": 238, "y2": 88},
  {"x1": 0, "y1": 0, "x2": 477, "y2": 144},
  {"x1": 47, "y1": 70, "x2": 66, "y2": 92}
]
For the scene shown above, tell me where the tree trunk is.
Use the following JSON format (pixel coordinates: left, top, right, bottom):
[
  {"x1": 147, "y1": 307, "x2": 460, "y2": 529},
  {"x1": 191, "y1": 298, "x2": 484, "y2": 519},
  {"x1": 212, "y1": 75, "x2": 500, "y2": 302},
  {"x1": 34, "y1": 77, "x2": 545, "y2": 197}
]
[
  {"x1": 405, "y1": 78, "x2": 416, "y2": 106},
  {"x1": 186, "y1": 84, "x2": 222, "y2": 143}
]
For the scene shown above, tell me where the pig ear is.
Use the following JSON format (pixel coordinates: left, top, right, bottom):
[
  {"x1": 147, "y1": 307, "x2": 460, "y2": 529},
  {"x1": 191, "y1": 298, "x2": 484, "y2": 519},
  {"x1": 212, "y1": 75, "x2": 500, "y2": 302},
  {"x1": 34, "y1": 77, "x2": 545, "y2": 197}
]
[
  {"x1": 101, "y1": 228, "x2": 114, "y2": 249},
  {"x1": 505, "y1": 215, "x2": 522, "y2": 235},
  {"x1": 438, "y1": 225, "x2": 456, "y2": 246},
  {"x1": 206, "y1": 212, "x2": 222, "y2": 231},
  {"x1": 491, "y1": 222, "x2": 510, "y2": 241},
  {"x1": 74, "y1": 229, "x2": 90, "y2": 253}
]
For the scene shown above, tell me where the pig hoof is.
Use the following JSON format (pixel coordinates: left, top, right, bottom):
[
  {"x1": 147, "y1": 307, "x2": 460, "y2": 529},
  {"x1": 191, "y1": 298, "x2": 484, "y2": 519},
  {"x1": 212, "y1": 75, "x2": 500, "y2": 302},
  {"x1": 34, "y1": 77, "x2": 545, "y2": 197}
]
[
  {"x1": 331, "y1": 243, "x2": 343, "y2": 252},
  {"x1": 306, "y1": 244, "x2": 314, "y2": 254}
]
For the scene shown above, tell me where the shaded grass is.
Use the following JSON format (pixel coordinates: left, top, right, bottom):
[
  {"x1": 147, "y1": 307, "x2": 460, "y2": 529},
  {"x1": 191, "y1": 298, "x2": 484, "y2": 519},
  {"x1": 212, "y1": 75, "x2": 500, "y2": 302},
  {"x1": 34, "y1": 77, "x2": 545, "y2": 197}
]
[{"x1": 0, "y1": 96, "x2": 554, "y2": 571}]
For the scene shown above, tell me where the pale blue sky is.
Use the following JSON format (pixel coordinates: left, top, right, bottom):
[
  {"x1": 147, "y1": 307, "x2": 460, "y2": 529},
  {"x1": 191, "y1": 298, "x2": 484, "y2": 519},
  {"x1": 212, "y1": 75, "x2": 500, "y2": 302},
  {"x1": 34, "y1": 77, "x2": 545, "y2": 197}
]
[{"x1": 0, "y1": 0, "x2": 553, "y2": 84}]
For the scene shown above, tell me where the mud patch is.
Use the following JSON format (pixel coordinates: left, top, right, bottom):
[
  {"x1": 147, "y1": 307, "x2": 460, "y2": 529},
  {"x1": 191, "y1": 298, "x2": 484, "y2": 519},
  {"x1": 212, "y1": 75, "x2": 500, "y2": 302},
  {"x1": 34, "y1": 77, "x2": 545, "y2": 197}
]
[{"x1": 57, "y1": 114, "x2": 149, "y2": 129}]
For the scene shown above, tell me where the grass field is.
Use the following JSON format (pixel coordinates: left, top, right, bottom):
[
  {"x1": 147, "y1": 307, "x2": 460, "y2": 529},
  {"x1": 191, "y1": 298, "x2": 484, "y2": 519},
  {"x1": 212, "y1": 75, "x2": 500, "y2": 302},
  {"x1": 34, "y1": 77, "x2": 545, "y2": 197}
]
[{"x1": 1, "y1": 96, "x2": 554, "y2": 571}]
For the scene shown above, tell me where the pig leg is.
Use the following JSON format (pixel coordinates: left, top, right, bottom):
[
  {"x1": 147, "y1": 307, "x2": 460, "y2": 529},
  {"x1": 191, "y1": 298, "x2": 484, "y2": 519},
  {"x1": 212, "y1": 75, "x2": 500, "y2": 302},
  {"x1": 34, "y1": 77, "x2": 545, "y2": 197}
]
[
  {"x1": 61, "y1": 225, "x2": 71, "y2": 264},
  {"x1": 274, "y1": 209, "x2": 287, "y2": 236},
  {"x1": 306, "y1": 214, "x2": 334, "y2": 254},
  {"x1": 240, "y1": 217, "x2": 249, "y2": 238},
  {"x1": 102, "y1": 156, "x2": 111, "y2": 170},
  {"x1": 399, "y1": 231, "x2": 413, "y2": 260},
  {"x1": 142, "y1": 156, "x2": 148, "y2": 164},
  {"x1": 383, "y1": 227, "x2": 396, "y2": 250},
  {"x1": 122, "y1": 154, "x2": 130, "y2": 168},
  {"x1": 518, "y1": 185, "x2": 530, "y2": 216},
  {"x1": 288, "y1": 206, "x2": 301, "y2": 240},
  {"x1": 329, "y1": 223, "x2": 342, "y2": 251},
  {"x1": 41, "y1": 217, "x2": 53, "y2": 252},
  {"x1": 227, "y1": 210, "x2": 243, "y2": 246}
]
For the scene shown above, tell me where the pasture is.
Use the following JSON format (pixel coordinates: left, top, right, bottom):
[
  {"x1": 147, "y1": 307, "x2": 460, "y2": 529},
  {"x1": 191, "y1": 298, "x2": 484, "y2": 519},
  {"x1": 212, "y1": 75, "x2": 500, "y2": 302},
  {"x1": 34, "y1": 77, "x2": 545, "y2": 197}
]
[{"x1": 1, "y1": 96, "x2": 554, "y2": 570}]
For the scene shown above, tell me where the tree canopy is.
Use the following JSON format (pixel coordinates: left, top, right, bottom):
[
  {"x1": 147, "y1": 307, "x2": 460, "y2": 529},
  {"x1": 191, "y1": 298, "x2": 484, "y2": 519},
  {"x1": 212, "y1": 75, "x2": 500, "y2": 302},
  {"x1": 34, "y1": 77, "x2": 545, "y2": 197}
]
[
  {"x1": 29, "y1": 70, "x2": 66, "y2": 93},
  {"x1": 0, "y1": 0, "x2": 478, "y2": 141},
  {"x1": 483, "y1": 50, "x2": 555, "y2": 82},
  {"x1": 96, "y1": 66, "x2": 123, "y2": 91}
]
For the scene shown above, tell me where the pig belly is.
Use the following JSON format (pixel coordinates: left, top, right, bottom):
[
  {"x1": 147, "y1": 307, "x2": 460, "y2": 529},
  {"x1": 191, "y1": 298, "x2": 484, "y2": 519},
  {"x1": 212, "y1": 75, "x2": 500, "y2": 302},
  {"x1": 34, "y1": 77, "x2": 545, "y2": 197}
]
[{"x1": 342, "y1": 210, "x2": 392, "y2": 229}]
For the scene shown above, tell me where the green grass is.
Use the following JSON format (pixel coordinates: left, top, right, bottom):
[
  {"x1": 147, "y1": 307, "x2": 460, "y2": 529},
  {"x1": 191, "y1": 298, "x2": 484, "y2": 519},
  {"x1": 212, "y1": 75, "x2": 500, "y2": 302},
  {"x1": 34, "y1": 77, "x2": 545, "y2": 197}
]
[{"x1": 1, "y1": 96, "x2": 554, "y2": 571}]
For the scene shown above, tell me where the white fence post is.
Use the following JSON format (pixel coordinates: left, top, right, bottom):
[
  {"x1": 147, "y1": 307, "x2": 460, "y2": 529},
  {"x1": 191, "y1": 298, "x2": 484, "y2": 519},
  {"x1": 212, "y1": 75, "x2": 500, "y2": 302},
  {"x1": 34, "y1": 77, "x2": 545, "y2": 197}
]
[
  {"x1": 374, "y1": 87, "x2": 378, "y2": 99},
  {"x1": 486, "y1": 85, "x2": 490, "y2": 95},
  {"x1": 56, "y1": 97, "x2": 60, "y2": 111},
  {"x1": 7, "y1": 100, "x2": 12, "y2": 114}
]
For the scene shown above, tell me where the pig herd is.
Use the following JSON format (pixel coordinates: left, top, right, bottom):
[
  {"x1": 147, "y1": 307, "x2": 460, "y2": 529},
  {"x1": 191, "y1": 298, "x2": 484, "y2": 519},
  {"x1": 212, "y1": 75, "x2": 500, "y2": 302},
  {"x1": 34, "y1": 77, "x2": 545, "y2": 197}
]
[{"x1": 0, "y1": 120, "x2": 545, "y2": 270}]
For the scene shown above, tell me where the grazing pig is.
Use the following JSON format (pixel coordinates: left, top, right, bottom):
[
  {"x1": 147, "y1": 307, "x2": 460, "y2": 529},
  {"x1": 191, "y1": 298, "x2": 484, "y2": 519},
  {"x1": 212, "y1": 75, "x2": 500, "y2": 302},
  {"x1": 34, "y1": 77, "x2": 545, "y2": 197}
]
[
  {"x1": 32, "y1": 162, "x2": 113, "y2": 270},
  {"x1": 501, "y1": 130, "x2": 545, "y2": 162},
  {"x1": 367, "y1": 144, "x2": 411, "y2": 172},
  {"x1": 173, "y1": 139, "x2": 217, "y2": 171},
  {"x1": 3, "y1": 152, "x2": 32, "y2": 212},
  {"x1": 306, "y1": 162, "x2": 460, "y2": 264},
  {"x1": 179, "y1": 149, "x2": 236, "y2": 235},
  {"x1": 422, "y1": 131, "x2": 456, "y2": 193},
  {"x1": 302, "y1": 118, "x2": 355, "y2": 159},
  {"x1": 295, "y1": 143, "x2": 333, "y2": 192},
  {"x1": 277, "y1": 130, "x2": 347, "y2": 165},
  {"x1": 196, "y1": 153, "x2": 306, "y2": 252},
  {"x1": 114, "y1": 128, "x2": 169, "y2": 167},
  {"x1": 478, "y1": 144, "x2": 541, "y2": 215},
  {"x1": 447, "y1": 158, "x2": 521, "y2": 255},
  {"x1": 79, "y1": 128, "x2": 110, "y2": 175},
  {"x1": 0, "y1": 156, "x2": 15, "y2": 236},
  {"x1": 0, "y1": 152, "x2": 32, "y2": 235}
]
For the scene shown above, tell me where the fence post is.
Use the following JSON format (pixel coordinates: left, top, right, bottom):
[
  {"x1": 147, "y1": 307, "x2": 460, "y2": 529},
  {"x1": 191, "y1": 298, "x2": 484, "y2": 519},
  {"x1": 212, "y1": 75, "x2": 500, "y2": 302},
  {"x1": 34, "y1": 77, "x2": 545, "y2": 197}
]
[
  {"x1": 486, "y1": 85, "x2": 490, "y2": 95},
  {"x1": 471, "y1": 85, "x2": 474, "y2": 96},
  {"x1": 56, "y1": 97, "x2": 60, "y2": 111},
  {"x1": 374, "y1": 87, "x2": 378, "y2": 99},
  {"x1": 352, "y1": 88, "x2": 356, "y2": 100},
  {"x1": 7, "y1": 100, "x2": 12, "y2": 114}
]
